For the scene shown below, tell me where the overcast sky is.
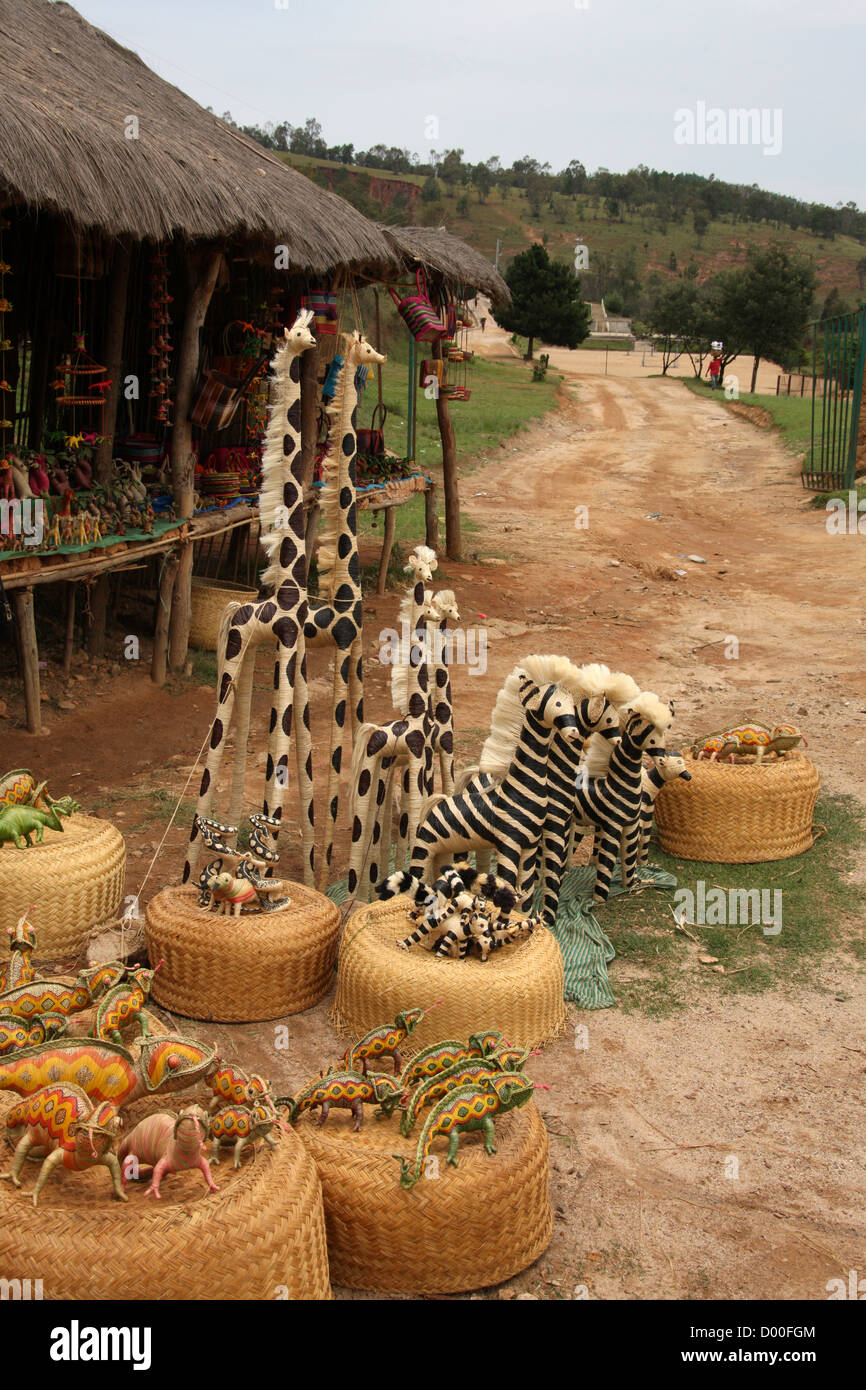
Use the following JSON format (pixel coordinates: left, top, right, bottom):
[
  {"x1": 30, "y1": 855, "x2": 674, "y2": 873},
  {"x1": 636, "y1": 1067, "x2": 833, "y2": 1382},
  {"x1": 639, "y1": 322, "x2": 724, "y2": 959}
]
[{"x1": 73, "y1": 0, "x2": 863, "y2": 209}]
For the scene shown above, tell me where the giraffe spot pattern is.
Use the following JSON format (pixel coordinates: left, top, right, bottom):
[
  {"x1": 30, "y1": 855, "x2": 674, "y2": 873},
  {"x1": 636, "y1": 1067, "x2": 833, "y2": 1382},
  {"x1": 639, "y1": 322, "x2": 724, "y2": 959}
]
[
  {"x1": 440, "y1": 731, "x2": 453, "y2": 752},
  {"x1": 279, "y1": 537, "x2": 298, "y2": 569},
  {"x1": 273, "y1": 616, "x2": 298, "y2": 648},
  {"x1": 282, "y1": 707, "x2": 292, "y2": 736},
  {"x1": 234, "y1": 605, "x2": 254, "y2": 626},
  {"x1": 358, "y1": 770, "x2": 371, "y2": 796},
  {"x1": 368, "y1": 730, "x2": 387, "y2": 755},
  {"x1": 219, "y1": 671, "x2": 232, "y2": 703},
  {"x1": 399, "y1": 813, "x2": 408, "y2": 837},
  {"x1": 337, "y1": 533, "x2": 352, "y2": 559},
  {"x1": 408, "y1": 693, "x2": 426, "y2": 719},
  {"x1": 335, "y1": 699, "x2": 346, "y2": 727},
  {"x1": 376, "y1": 780, "x2": 386, "y2": 807},
  {"x1": 259, "y1": 601, "x2": 277, "y2": 625},
  {"x1": 436, "y1": 701, "x2": 451, "y2": 724},
  {"x1": 339, "y1": 486, "x2": 352, "y2": 509},
  {"x1": 282, "y1": 434, "x2": 295, "y2": 457},
  {"x1": 225, "y1": 629, "x2": 242, "y2": 661},
  {"x1": 332, "y1": 615, "x2": 355, "y2": 649},
  {"x1": 342, "y1": 433, "x2": 354, "y2": 457},
  {"x1": 276, "y1": 581, "x2": 297, "y2": 611},
  {"x1": 266, "y1": 755, "x2": 274, "y2": 781},
  {"x1": 210, "y1": 720, "x2": 223, "y2": 750},
  {"x1": 289, "y1": 356, "x2": 301, "y2": 383},
  {"x1": 269, "y1": 708, "x2": 277, "y2": 733},
  {"x1": 393, "y1": 719, "x2": 409, "y2": 737},
  {"x1": 406, "y1": 729, "x2": 425, "y2": 757},
  {"x1": 351, "y1": 816, "x2": 363, "y2": 843},
  {"x1": 287, "y1": 398, "x2": 301, "y2": 432},
  {"x1": 200, "y1": 768, "x2": 210, "y2": 796}
]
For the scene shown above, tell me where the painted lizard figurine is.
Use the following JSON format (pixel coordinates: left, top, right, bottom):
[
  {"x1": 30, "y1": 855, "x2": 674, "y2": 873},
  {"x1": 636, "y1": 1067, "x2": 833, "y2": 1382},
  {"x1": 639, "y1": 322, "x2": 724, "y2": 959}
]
[
  {"x1": 205, "y1": 1061, "x2": 272, "y2": 1113},
  {"x1": 210, "y1": 1099, "x2": 281, "y2": 1167},
  {"x1": 118, "y1": 1104, "x2": 218, "y2": 1199},
  {"x1": 0, "y1": 960, "x2": 123, "y2": 1025},
  {"x1": 394, "y1": 1074, "x2": 534, "y2": 1189},
  {"x1": 0, "y1": 1034, "x2": 217, "y2": 1108},
  {"x1": 398, "y1": 1032, "x2": 506, "y2": 1090},
  {"x1": 342, "y1": 1003, "x2": 439, "y2": 1077},
  {"x1": 282, "y1": 1071, "x2": 404, "y2": 1131},
  {"x1": 1, "y1": 1083, "x2": 125, "y2": 1206},
  {"x1": 92, "y1": 964, "x2": 157, "y2": 1043},
  {"x1": 400, "y1": 1052, "x2": 531, "y2": 1137},
  {"x1": 0, "y1": 1012, "x2": 67, "y2": 1055}
]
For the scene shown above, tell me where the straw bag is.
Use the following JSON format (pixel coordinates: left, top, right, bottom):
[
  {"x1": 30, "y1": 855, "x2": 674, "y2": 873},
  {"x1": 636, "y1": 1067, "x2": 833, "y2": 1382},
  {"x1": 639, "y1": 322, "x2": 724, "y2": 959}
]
[
  {"x1": 357, "y1": 403, "x2": 387, "y2": 458},
  {"x1": 387, "y1": 269, "x2": 448, "y2": 342},
  {"x1": 190, "y1": 352, "x2": 266, "y2": 431}
]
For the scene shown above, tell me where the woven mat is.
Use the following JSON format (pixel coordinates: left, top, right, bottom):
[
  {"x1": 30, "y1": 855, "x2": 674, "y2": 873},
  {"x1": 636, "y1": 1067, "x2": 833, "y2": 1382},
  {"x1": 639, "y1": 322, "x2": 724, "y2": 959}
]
[
  {"x1": 329, "y1": 865, "x2": 678, "y2": 1011},
  {"x1": 533, "y1": 863, "x2": 677, "y2": 1010}
]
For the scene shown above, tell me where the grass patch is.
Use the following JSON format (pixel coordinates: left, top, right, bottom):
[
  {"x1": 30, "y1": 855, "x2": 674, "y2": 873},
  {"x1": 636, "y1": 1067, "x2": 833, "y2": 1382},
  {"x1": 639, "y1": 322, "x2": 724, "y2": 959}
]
[
  {"x1": 682, "y1": 378, "x2": 814, "y2": 458},
  {"x1": 806, "y1": 481, "x2": 866, "y2": 511},
  {"x1": 602, "y1": 793, "x2": 866, "y2": 1015}
]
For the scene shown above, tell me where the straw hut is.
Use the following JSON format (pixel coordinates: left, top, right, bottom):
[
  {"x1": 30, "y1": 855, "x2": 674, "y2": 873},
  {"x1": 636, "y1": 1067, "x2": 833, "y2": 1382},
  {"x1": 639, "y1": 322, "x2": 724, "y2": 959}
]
[
  {"x1": 0, "y1": 0, "x2": 400, "y2": 715},
  {"x1": 378, "y1": 226, "x2": 511, "y2": 306}
]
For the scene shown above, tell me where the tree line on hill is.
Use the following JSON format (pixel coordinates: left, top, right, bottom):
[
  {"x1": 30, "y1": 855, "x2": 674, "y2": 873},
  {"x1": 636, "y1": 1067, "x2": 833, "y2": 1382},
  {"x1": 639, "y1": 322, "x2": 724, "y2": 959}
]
[{"x1": 222, "y1": 113, "x2": 866, "y2": 246}]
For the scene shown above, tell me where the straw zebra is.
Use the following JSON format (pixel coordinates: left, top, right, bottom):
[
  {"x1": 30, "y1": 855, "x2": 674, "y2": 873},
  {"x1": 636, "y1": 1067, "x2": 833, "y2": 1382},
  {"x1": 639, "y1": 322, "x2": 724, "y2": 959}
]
[
  {"x1": 566, "y1": 695, "x2": 674, "y2": 906},
  {"x1": 380, "y1": 656, "x2": 620, "y2": 906},
  {"x1": 636, "y1": 753, "x2": 691, "y2": 868}
]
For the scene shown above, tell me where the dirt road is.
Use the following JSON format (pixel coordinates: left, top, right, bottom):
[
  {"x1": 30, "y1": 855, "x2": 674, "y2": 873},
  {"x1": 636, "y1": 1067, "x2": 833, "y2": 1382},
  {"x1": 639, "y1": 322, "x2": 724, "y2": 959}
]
[{"x1": 1, "y1": 319, "x2": 864, "y2": 1300}]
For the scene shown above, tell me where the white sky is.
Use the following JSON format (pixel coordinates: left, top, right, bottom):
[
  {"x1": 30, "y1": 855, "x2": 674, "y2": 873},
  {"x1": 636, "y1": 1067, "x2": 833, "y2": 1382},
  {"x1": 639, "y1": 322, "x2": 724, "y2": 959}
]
[{"x1": 71, "y1": 0, "x2": 864, "y2": 209}]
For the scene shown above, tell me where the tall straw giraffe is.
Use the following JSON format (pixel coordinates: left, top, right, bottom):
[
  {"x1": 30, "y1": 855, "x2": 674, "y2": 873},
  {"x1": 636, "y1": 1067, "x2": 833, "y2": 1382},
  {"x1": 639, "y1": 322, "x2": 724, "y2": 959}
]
[
  {"x1": 347, "y1": 546, "x2": 439, "y2": 899},
  {"x1": 306, "y1": 331, "x2": 386, "y2": 890},
  {"x1": 183, "y1": 312, "x2": 317, "y2": 887}
]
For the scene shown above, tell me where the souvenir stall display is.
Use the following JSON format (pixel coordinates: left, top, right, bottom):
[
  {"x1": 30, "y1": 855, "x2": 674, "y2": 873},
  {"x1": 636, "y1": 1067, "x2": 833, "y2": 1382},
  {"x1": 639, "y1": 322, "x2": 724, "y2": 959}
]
[
  {"x1": 655, "y1": 722, "x2": 820, "y2": 863},
  {"x1": 287, "y1": 1017, "x2": 552, "y2": 1295},
  {"x1": 0, "y1": 768, "x2": 126, "y2": 957}
]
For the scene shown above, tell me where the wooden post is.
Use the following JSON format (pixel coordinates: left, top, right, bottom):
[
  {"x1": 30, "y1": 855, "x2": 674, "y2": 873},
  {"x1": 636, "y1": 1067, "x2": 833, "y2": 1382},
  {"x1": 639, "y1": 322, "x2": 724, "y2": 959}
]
[
  {"x1": 300, "y1": 340, "x2": 320, "y2": 493},
  {"x1": 151, "y1": 547, "x2": 179, "y2": 686},
  {"x1": 86, "y1": 575, "x2": 111, "y2": 657},
  {"x1": 62, "y1": 583, "x2": 76, "y2": 677},
  {"x1": 377, "y1": 505, "x2": 397, "y2": 594},
  {"x1": 12, "y1": 588, "x2": 41, "y2": 735},
  {"x1": 433, "y1": 339, "x2": 461, "y2": 560},
  {"x1": 168, "y1": 246, "x2": 223, "y2": 671},
  {"x1": 94, "y1": 240, "x2": 132, "y2": 484}
]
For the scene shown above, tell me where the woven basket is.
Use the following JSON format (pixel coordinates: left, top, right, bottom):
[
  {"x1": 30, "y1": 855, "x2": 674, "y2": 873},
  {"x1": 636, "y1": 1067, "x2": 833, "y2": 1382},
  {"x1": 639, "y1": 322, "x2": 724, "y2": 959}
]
[
  {"x1": 655, "y1": 752, "x2": 821, "y2": 863},
  {"x1": 0, "y1": 1092, "x2": 330, "y2": 1300},
  {"x1": 189, "y1": 577, "x2": 257, "y2": 651},
  {"x1": 145, "y1": 883, "x2": 341, "y2": 1022},
  {"x1": 295, "y1": 1099, "x2": 551, "y2": 1294},
  {"x1": 333, "y1": 897, "x2": 566, "y2": 1053},
  {"x1": 0, "y1": 814, "x2": 125, "y2": 960}
]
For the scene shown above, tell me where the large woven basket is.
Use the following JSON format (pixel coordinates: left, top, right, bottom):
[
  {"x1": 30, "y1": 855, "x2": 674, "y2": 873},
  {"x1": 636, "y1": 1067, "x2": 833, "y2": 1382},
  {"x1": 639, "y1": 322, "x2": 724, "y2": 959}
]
[
  {"x1": 145, "y1": 883, "x2": 341, "y2": 1022},
  {"x1": 655, "y1": 752, "x2": 821, "y2": 863},
  {"x1": 0, "y1": 814, "x2": 125, "y2": 960},
  {"x1": 189, "y1": 577, "x2": 257, "y2": 651},
  {"x1": 333, "y1": 897, "x2": 566, "y2": 1052},
  {"x1": 295, "y1": 1099, "x2": 551, "y2": 1294},
  {"x1": 0, "y1": 1092, "x2": 330, "y2": 1300}
]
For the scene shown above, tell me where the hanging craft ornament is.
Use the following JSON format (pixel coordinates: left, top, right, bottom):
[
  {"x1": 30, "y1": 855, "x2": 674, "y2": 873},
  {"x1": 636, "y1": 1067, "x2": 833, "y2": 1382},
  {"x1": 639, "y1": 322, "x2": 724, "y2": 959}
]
[
  {"x1": 387, "y1": 269, "x2": 449, "y2": 343},
  {"x1": 0, "y1": 218, "x2": 13, "y2": 460},
  {"x1": 148, "y1": 249, "x2": 174, "y2": 427}
]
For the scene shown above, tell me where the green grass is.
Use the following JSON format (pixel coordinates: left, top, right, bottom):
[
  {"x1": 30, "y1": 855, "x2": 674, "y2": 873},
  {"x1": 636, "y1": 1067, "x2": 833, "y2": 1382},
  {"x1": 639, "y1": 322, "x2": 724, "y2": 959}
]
[
  {"x1": 607, "y1": 794, "x2": 866, "y2": 1016},
  {"x1": 682, "y1": 378, "x2": 814, "y2": 458},
  {"x1": 806, "y1": 481, "x2": 866, "y2": 510},
  {"x1": 578, "y1": 338, "x2": 635, "y2": 352}
]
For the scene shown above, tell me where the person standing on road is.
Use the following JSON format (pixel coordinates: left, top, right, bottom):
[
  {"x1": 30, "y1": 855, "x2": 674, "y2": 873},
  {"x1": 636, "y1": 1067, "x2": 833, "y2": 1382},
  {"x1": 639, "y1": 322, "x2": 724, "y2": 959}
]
[{"x1": 708, "y1": 354, "x2": 722, "y2": 390}]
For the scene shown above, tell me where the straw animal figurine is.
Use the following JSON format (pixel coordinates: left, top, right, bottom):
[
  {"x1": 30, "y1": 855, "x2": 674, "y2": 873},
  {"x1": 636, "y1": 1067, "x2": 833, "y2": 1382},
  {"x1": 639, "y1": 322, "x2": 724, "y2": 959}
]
[
  {"x1": 394, "y1": 1074, "x2": 534, "y2": 1189},
  {"x1": 210, "y1": 1099, "x2": 282, "y2": 1165},
  {"x1": 692, "y1": 723, "x2": 806, "y2": 762},
  {"x1": 400, "y1": 1049, "x2": 533, "y2": 1137},
  {"x1": 282, "y1": 1071, "x2": 404, "y2": 1131},
  {"x1": 118, "y1": 1104, "x2": 218, "y2": 1198},
  {"x1": 0, "y1": 911, "x2": 38, "y2": 993},
  {"x1": 92, "y1": 964, "x2": 156, "y2": 1043},
  {"x1": 1, "y1": 1084, "x2": 125, "y2": 1206},
  {"x1": 636, "y1": 753, "x2": 691, "y2": 868},
  {"x1": 205, "y1": 1061, "x2": 272, "y2": 1112},
  {"x1": 399, "y1": 1033, "x2": 506, "y2": 1091},
  {"x1": 0, "y1": 1012, "x2": 67, "y2": 1055},
  {"x1": 0, "y1": 1034, "x2": 217, "y2": 1109},
  {"x1": 341, "y1": 1003, "x2": 438, "y2": 1076}
]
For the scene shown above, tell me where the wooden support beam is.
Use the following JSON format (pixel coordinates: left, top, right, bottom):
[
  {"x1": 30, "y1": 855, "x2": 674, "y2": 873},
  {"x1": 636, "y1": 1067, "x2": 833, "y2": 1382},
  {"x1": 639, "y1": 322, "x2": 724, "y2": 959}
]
[
  {"x1": 86, "y1": 574, "x2": 111, "y2": 658},
  {"x1": 433, "y1": 340, "x2": 461, "y2": 560},
  {"x1": 12, "y1": 588, "x2": 41, "y2": 735},
  {"x1": 168, "y1": 246, "x2": 223, "y2": 671},
  {"x1": 377, "y1": 504, "x2": 397, "y2": 595},
  {"x1": 151, "y1": 548, "x2": 179, "y2": 686},
  {"x1": 94, "y1": 240, "x2": 132, "y2": 485},
  {"x1": 62, "y1": 583, "x2": 76, "y2": 677}
]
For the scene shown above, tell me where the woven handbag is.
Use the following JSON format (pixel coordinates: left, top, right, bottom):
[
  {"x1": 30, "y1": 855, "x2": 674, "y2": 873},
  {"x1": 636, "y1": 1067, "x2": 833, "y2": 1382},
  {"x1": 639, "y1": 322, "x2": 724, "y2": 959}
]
[
  {"x1": 357, "y1": 402, "x2": 387, "y2": 458},
  {"x1": 387, "y1": 269, "x2": 448, "y2": 342},
  {"x1": 190, "y1": 353, "x2": 266, "y2": 431}
]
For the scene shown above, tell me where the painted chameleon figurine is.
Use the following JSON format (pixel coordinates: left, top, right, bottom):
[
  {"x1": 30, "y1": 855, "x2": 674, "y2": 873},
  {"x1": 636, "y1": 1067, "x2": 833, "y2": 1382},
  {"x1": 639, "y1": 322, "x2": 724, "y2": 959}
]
[
  {"x1": 205, "y1": 1061, "x2": 272, "y2": 1112},
  {"x1": 0, "y1": 1011, "x2": 67, "y2": 1056},
  {"x1": 0, "y1": 802, "x2": 69, "y2": 848},
  {"x1": 395, "y1": 1074, "x2": 534, "y2": 1189},
  {"x1": 210, "y1": 1099, "x2": 281, "y2": 1167},
  {"x1": 0, "y1": 1034, "x2": 217, "y2": 1108},
  {"x1": 398, "y1": 1032, "x2": 506, "y2": 1090},
  {"x1": 342, "y1": 1003, "x2": 440, "y2": 1077},
  {"x1": 400, "y1": 1052, "x2": 531, "y2": 1137},
  {"x1": 283, "y1": 1071, "x2": 404, "y2": 1131},
  {"x1": 118, "y1": 1104, "x2": 218, "y2": 1199},
  {"x1": 0, "y1": 912, "x2": 38, "y2": 993},
  {"x1": 1, "y1": 1082, "x2": 125, "y2": 1206},
  {"x1": 0, "y1": 958, "x2": 123, "y2": 1026},
  {"x1": 92, "y1": 965, "x2": 156, "y2": 1043}
]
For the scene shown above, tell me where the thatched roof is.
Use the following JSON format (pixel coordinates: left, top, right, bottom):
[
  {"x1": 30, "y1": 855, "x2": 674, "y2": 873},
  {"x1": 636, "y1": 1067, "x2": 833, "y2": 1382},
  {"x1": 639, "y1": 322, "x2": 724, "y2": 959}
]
[
  {"x1": 380, "y1": 225, "x2": 511, "y2": 305},
  {"x1": 0, "y1": 0, "x2": 398, "y2": 272}
]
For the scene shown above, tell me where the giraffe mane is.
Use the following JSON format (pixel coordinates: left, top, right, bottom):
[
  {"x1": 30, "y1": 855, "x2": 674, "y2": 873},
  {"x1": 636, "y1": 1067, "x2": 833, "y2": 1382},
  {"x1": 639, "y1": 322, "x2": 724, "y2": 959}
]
[
  {"x1": 479, "y1": 655, "x2": 583, "y2": 779},
  {"x1": 259, "y1": 332, "x2": 300, "y2": 591},
  {"x1": 317, "y1": 340, "x2": 358, "y2": 601}
]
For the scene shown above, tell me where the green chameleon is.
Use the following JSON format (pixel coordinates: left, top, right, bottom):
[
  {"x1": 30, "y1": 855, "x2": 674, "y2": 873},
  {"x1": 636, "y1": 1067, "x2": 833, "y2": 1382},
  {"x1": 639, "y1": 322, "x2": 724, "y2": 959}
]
[
  {"x1": 394, "y1": 1074, "x2": 533, "y2": 1189},
  {"x1": 0, "y1": 803, "x2": 70, "y2": 848}
]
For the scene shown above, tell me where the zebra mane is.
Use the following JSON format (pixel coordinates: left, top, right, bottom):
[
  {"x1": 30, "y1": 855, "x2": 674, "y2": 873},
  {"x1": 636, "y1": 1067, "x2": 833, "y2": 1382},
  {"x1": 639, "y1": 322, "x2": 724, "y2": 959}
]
[
  {"x1": 581, "y1": 732, "x2": 616, "y2": 778},
  {"x1": 629, "y1": 691, "x2": 673, "y2": 731},
  {"x1": 259, "y1": 334, "x2": 297, "y2": 591},
  {"x1": 479, "y1": 655, "x2": 583, "y2": 779}
]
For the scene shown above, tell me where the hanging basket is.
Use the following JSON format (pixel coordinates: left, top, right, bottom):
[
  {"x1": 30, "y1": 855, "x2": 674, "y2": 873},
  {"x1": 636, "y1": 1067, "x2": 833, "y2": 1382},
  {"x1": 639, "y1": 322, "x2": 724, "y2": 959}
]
[
  {"x1": 188, "y1": 577, "x2": 258, "y2": 651},
  {"x1": 654, "y1": 752, "x2": 821, "y2": 863},
  {"x1": 294, "y1": 1098, "x2": 551, "y2": 1294},
  {"x1": 0, "y1": 1092, "x2": 331, "y2": 1301},
  {"x1": 332, "y1": 897, "x2": 566, "y2": 1053},
  {"x1": 145, "y1": 883, "x2": 341, "y2": 1022},
  {"x1": 0, "y1": 814, "x2": 125, "y2": 960}
]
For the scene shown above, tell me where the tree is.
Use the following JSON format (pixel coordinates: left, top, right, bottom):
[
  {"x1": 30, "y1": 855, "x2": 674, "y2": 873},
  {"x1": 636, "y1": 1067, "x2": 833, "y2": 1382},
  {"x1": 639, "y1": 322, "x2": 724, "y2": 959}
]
[
  {"x1": 473, "y1": 163, "x2": 492, "y2": 203},
  {"x1": 734, "y1": 244, "x2": 816, "y2": 390},
  {"x1": 647, "y1": 281, "x2": 700, "y2": 374},
  {"x1": 439, "y1": 149, "x2": 465, "y2": 190},
  {"x1": 421, "y1": 175, "x2": 441, "y2": 204},
  {"x1": 693, "y1": 210, "x2": 709, "y2": 241},
  {"x1": 497, "y1": 245, "x2": 592, "y2": 360}
]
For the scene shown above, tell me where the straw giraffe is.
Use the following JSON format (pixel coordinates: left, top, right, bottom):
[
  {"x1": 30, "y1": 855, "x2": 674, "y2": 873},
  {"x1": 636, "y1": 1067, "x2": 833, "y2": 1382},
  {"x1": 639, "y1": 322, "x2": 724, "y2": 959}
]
[
  {"x1": 347, "y1": 546, "x2": 439, "y2": 899},
  {"x1": 306, "y1": 331, "x2": 386, "y2": 890},
  {"x1": 183, "y1": 312, "x2": 317, "y2": 886}
]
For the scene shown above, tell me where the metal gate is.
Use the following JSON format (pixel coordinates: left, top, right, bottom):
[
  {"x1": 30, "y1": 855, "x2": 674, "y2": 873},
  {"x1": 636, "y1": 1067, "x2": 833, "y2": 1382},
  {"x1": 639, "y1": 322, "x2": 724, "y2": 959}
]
[{"x1": 801, "y1": 307, "x2": 866, "y2": 490}]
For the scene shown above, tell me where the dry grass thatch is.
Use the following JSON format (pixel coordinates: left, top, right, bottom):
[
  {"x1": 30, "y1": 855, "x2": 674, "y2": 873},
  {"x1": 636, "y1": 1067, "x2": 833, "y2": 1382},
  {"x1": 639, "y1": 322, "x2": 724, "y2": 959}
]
[
  {"x1": 379, "y1": 225, "x2": 512, "y2": 305},
  {"x1": 0, "y1": 0, "x2": 400, "y2": 272}
]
